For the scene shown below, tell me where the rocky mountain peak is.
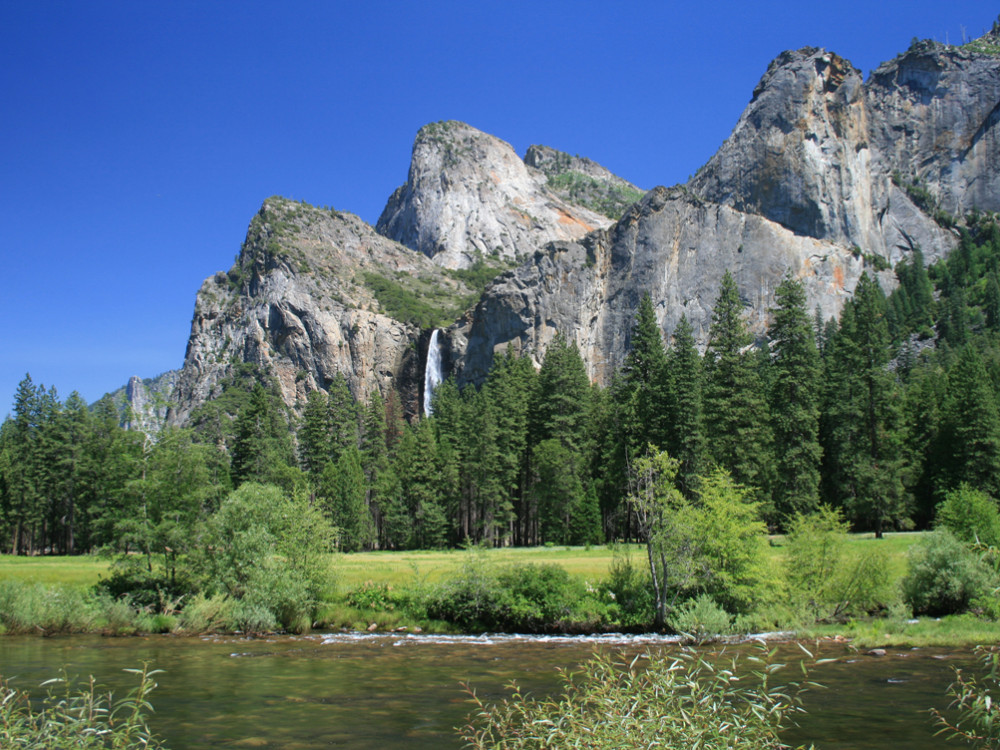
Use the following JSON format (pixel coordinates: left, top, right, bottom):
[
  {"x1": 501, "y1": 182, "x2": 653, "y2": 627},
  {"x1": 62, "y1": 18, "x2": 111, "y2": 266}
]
[{"x1": 375, "y1": 121, "x2": 625, "y2": 270}]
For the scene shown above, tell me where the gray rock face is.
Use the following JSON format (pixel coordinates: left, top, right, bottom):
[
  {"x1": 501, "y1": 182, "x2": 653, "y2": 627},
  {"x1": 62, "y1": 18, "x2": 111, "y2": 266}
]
[
  {"x1": 689, "y1": 47, "x2": 960, "y2": 263},
  {"x1": 453, "y1": 187, "x2": 867, "y2": 386},
  {"x1": 866, "y1": 41, "x2": 1000, "y2": 217},
  {"x1": 101, "y1": 370, "x2": 180, "y2": 435},
  {"x1": 524, "y1": 145, "x2": 646, "y2": 220},
  {"x1": 168, "y1": 198, "x2": 473, "y2": 425},
  {"x1": 375, "y1": 121, "x2": 618, "y2": 269},
  {"x1": 455, "y1": 40, "x2": 999, "y2": 387},
  {"x1": 170, "y1": 36, "x2": 1000, "y2": 422}
]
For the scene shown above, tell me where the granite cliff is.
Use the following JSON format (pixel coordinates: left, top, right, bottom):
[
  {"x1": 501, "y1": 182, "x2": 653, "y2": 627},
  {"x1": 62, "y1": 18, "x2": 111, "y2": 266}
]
[
  {"x1": 452, "y1": 39, "x2": 1000, "y2": 385},
  {"x1": 375, "y1": 121, "x2": 642, "y2": 269},
  {"x1": 169, "y1": 34, "x2": 1000, "y2": 422},
  {"x1": 168, "y1": 198, "x2": 476, "y2": 424}
]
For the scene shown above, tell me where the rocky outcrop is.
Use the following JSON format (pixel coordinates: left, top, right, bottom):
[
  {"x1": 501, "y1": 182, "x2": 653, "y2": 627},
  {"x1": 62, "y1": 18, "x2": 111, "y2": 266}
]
[
  {"x1": 169, "y1": 36, "x2": 1000, "y2": 421},
  {"x1": 102, "y1": 370, "x2": 179, "y2": 435},
  {"x1": 866, "y1": 39, "x2": 1000, "y2": 218},
  {"x1": 375, "y1": 121, "x2": 622, "y2": 269},
  {"x1": 523, "y1": 145, "x2": 646, "y2": 220},
  {"x1": 168, "y1": 198, "x2": 474, "y2": 425},
  {"x1": 451, "y1": 40, "x2": 1000, "y2": 387},
  {"x1": 452, "y1": 186, "x2": 867, "y2": 385},
  {"x1": 689, "y1": 47, "x2": 957, "y2": 263}
]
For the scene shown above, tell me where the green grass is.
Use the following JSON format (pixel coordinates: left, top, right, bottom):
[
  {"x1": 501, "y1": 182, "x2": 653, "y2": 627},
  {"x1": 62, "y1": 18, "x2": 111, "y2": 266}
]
[
  {"x1": 804, "y1": 614, "x2": 1000, "y2": 648},
  {"x1": 0, "y1": 533, "x2": 924, "y2": 592},
  {"x1": 336, "y1": 544, "x2": 647, "y2": 588},
  {"x1": 0, "y1": 555, "x2": 110, "y2": 589}
]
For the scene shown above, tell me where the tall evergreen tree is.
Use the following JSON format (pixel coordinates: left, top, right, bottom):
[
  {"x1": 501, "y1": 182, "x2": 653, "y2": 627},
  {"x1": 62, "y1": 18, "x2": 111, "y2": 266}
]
[
  {"x1": 822, "y1": 274, "x2": 906, "y2": 536},
  {"x1": 318, "y1": 444, "x2": 375, "y2": 551},
  {"x1": 230, "y1": 383, "x2": 296, "y2": 487},
  {"x1": 666, "y1": 315, "x2": 704, "y2": 496},
  {"x1": 768, "y1": 277, "x2": 822, "y2": 521},
  {"x1": 622, "y1": 293, "x2": 670, "y2": 453},
  {"x1": 327, "y1": 373, "x2": 360, "y2": 461},
  {"x1": 703, "y1": 271, "x2": 772, "y2": 500},
  {"x1": 529, "y1": 334, "x2": 593, "y2": 544},
  {"x1": 299, "y1": 391, "x2": 332, "y2": 475},
  {"x1": 940, "y1": 344, "x2": 1000, "y2": 498}
]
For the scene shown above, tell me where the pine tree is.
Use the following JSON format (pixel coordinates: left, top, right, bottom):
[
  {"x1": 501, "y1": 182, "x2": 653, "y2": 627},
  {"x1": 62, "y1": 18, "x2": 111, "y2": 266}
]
[
  {"x1": 319, "y1": 444, "x2": 374, "y2": 551},
  {"x1": 327, "y1": 373, "x2": 360, "y2": 461},
  {"x1": 768, "y1": 277, "x2": 822, "y2": 521},
  {"x1": 622, "y1": 293, "x2": 670, "y2": 453},
  {"x1": 666, "y1": 315, "x2": 704, "y2": 496},
  {"x1": 529, "y1": 334, "x2": 592, "y2": 544},
  {"x1": 299, "y1": 391, "x2": 332, "y2": 475},
  {"x1": 703, "y1": 271, "x2": 773, "y2": 500},
  {"x1": 941, "y1": 344, "x2": 1000, "y2": 497},
  {"x1": 482, "y1": 350, "x2": 536, "y2": 544},
  {"x1": 823, "y1": 274, "x2": 906, "y2": 536},
  {"x1": 230, "y1": 383, "x2": 296, "y2": 487}
]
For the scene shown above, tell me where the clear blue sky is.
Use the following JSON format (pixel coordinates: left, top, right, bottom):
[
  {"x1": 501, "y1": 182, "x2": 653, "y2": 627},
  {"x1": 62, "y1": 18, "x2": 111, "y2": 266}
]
[{"x1": 2, "y1": 1, "x2": 997, "y2": 417}]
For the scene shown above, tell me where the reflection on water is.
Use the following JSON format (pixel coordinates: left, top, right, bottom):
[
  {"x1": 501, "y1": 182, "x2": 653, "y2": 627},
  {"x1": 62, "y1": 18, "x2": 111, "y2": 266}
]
[{"x1": 0, "y1": 633, "x2": 975, "y2": 749}]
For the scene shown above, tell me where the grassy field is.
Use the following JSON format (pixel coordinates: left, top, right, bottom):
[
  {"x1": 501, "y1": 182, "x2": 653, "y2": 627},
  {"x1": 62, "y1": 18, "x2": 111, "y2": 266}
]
[
  {"x1": 0, "y1": 554, "x2": 111, "y2": 588},
  {"x1": 0, "y1": 532, "x2": 923, "y2": 591},
  {"x1": 4, "y1": 532, "x2": 1000, "y2": 645}
]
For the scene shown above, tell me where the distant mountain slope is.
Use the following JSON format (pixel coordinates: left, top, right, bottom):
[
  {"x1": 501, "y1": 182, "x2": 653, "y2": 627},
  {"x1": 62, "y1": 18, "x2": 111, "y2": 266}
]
[
  {"x1": 375, "y1": 121, "x2": 634, "y2": 269},
  {"x1": 170, "y1": 31, "x2": 1000, "y2": 420}
]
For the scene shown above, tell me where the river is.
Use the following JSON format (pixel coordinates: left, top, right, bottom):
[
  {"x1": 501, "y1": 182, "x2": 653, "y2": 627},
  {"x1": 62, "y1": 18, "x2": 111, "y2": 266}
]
[{"x1": 0, "y1": 632, "x2": 975, "y2": 748}]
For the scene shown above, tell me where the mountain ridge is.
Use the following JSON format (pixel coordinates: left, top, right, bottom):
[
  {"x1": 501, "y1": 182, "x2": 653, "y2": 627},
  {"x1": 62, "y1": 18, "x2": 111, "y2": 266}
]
[{"x1": 165, "y1": 33, "x2": 1000, "y2": 423}]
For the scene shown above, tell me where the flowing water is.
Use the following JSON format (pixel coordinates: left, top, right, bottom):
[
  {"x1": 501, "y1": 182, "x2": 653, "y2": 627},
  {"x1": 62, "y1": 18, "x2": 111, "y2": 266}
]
[
  {"x1": 423, "y1": 329, "x2": 443, "y2": 416},
  {"x1": 0, "y1": 632, "x2": 976, "y2": 748}
]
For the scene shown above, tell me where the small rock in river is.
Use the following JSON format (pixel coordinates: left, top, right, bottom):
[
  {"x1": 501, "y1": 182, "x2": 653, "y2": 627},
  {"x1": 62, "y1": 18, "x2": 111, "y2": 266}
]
[{"x1": 866, "y1": 648, "x2": 887, "y2": 657}]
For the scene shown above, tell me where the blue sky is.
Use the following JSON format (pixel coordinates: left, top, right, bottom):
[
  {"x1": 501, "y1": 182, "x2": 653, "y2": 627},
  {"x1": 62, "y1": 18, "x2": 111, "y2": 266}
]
[{"x1": 2, "y1": 1, "x2": 997, "y2": 416}]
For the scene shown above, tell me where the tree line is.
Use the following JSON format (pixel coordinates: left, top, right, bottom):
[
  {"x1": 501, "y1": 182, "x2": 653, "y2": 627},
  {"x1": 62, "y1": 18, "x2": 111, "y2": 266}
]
[{"x1": 3, "y1": 212, "x2": 1000, "y2": 556}]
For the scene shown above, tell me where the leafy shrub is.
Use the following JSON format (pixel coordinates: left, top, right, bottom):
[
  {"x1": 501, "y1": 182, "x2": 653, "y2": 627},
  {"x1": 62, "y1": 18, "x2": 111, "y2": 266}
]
[
  {"x1": 933, "y1": 645, "x2": 1000, "y2": 747},
  {"x1": 176, "y1": 593, "x2": 234, "y2": 634},
  {"x1": 902, "y1": 530, "x2": 998, "y2": 616},
  {"x1": 426, "y1": 549, "x2": 505, "y2": 630},
  {"x1": 0, "y1": 580, "x2": 96, "y2": 634},
  {"x1": 784, "y1": 507, "x2": 894, "y2": 622},
  {"x1": 936, "y1": 484, "x2": 1000, "y2": 549},
  {"x1": 459, "y1": 643, "x2": 815, "y2": 749},
  {"x1": 199, "y1": 482, "x2": 335, "y2": 633},
  {"x1": 667, "y1": 594, "x2": 733, "y2": 644},
  {"x1": 601, "y1": 549, "x2": 654, "y2": 628},
  {"x1": 0, "y1": 666, "x2": 167, "y2": 749},
  {"x1": 495, "y1": 564, "x2": 584, "y2": 632},
  {"x1": 95, "y1": 558, "x2": 194, "y2": 613},
  {"x1": 427, "y1": 554, "x2": 588, "y2": 632},
  {"x1": 346, "y1": 581, "x2": 396, "y2": 611}
]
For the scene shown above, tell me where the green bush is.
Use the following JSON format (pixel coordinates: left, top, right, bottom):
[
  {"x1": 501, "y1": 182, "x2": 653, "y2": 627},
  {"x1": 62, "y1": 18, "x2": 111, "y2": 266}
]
[
  {"x1": 95, "y1": 558, "x2": 194, "y2": 613},
  {"x1": 176, "y1": 593, "x2": 234, "y2": 633},
  {"x1": 199, "y1": 482, "x2": 335, "y2": 633},
  {"x1": 459, "y1": 643, "x2": 815, "y2": 749},
  {"x1": 933, "y1": 644, "x2": 1000, "y2": 746},
  {"x1": 601, "y1": 550, "x2": 654, "y2": 628},
  {"x1": 0, "y1": 666, "x2": 167, "y2": 749},
  {"x1": 426, "y1": 549, "x2": 505, "y2": 630},
  {"x1": 784, "y1": 507, "x2": 894, "y2": 622},
  {"x1": 0, "y1": 580, "x2": 96, "y2": 634},
  {"x1": 936, "y1": 484, "x2": 1000, "y2": 548},
  {"x1": 427, "y1": 554, "x2": 589, "y2": 632},
  {"x1": 346, "y1": 580, "x2": 396, "y2": 611},
  {"x1": 667, "y1": 594, "x2": 733, "y2": 644},
  {"x1": 902, "y1": 530, "x2": 998, "y2": 616},
  {"x1": 496, "y1": 564, "x2": 584, "y2": 632}
]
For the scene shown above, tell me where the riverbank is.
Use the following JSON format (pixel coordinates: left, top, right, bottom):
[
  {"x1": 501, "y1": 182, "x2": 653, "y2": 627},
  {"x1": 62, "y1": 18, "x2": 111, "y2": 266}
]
[{"x1": 3, "y1": 533, "x2": 999, "y2": 646}]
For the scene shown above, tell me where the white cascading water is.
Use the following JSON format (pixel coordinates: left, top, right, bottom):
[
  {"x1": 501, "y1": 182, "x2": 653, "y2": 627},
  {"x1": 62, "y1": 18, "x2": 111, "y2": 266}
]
[{"x1": 423, "y1": 329, "x2": 443, "y2": 416}]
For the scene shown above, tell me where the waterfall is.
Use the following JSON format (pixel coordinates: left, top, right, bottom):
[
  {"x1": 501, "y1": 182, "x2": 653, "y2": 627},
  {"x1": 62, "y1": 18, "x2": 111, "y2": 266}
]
[{"x1": 423, "y1": 329, "x2": 443, "y2": 416}]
